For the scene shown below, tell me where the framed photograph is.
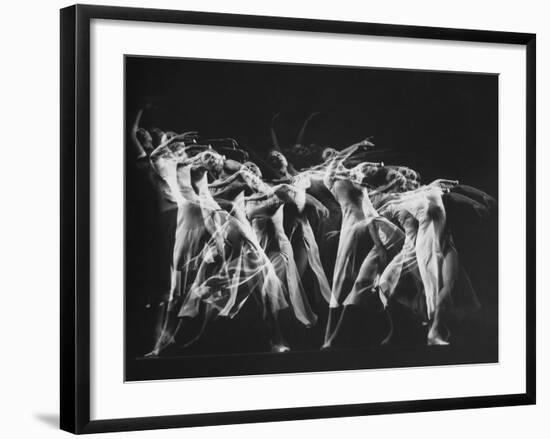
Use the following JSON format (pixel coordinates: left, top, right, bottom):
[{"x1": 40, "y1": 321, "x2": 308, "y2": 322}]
[{"x1": 60, "y1": 4, "x2": 536, "y2": 434}]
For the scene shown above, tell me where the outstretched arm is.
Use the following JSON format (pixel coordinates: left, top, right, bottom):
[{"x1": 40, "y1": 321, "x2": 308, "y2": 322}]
[
  {"x1": 335, "y1": 138, "x2": 375, "y2": 163},
  {"x1": 223, "y1": 158, "x2": 243, "y2": 175},
  {"x1": 208, "y1": 170, "x2": 243, "y2": 189},
  {"x1": 149, "y1": 132, "x2": 200, "y2": 162},
  {"x1": 239, "y1": 168, "x2": 268, "y2": 193},
  {"x1": 245, "y1": 183, "x2": 305, "y2": 212},
  {"x1": 211, "y1": 182, "x2": 248, "y2": 200},
  {"x1": 369, "y1": 178, "x2": 401, "y2": 196}
]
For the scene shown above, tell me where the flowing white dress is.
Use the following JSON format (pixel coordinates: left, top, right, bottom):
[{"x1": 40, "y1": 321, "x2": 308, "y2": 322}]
[
  {"x1": 343, "y1": 188, "x2": 405, "y2": 306},
  {"x1": 247, "y1": 196, "x2": 318, "y2": 327},
  {"x1": 327, "y1": 179, "x2": 373, "y2": 308}
]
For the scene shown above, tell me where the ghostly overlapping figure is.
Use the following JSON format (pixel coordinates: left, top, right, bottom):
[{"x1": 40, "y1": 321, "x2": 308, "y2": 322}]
[{"x1": 130, "y1": 108, "x2": 494, "y2": 355}]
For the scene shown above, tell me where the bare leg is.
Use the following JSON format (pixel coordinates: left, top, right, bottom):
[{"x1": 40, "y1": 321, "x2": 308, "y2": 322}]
[
  {"x1": 428, "y1": 247, "x2": 458, "y2": 345},
  {"x1": 266, "y1": 305, "x2": 290, "y2": 353},
  {"x1": 325, "y1": 247, "x2": 381, "y2": 347},
  {"x1": 380, "y1": 307, "x2": 394, "y2": 346},
  {"x1": 378, "y1": 241, "x2": 410, "y2": 308},
  {"x1": 145, "y1": 296, "x2": 182, "y2": 356},
  {"x1": 322, "y1": 307, "x2": 342, "y2": 348},
  {"x1": 415, "y1": 221, "x2": 440, "y2": 321}
]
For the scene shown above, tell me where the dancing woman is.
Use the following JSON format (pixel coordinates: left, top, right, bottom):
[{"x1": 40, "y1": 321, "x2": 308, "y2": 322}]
[
  {"x1": 373, "y1": 167, "x2": 425, "y2": 343},
  {"x1": 130, "y1": 110, "x2": 202, "y2": 334},
  {"x1": 146, "y1": 149, "x2": 225, "y2": 356},
  {"x1": 344, "y1": 165, "x2": 406, "y2": 307},
  {"x1": 321, "y1": 139, "x2": 382, "y2": 346},
  {"x1": 208, "y1": 162, "x2": 327, "y2": 334},
  {"x1": 322, "y1": 162, "x2": 405, "y2": 348},
  {"x1": 262, "y1": 150, "x2": 333, "y2": 306},
  {"x1": 130, "y1": 105, "x2": 154, "y2": 160},
  {"x1": 171, "y1": 155, "x2": 292, "y2": 353},
  {"x1": 286, "y1": 187, "x2": 332, "y2": 305},
  {"x1": 379, "y1": 177, "x2": 478, "y2": 345},
  {"x1": 243, "y1": 172, "x2": 319, "y2": 328}
]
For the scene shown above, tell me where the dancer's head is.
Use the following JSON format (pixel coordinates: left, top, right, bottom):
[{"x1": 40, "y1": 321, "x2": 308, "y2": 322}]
[
  {"x1": 136, "y1": 128, "x2": 153, "y2": 154},
  {"x1": 268, "y1": 150, "x2": 288, "y2": 174},
  {"x1": 198, "y1": 150, "x2": 225, "y2": 176},
  {"x1": 349, "y1": 162, "x2": 384, "y2": 186},
  {"x1": 150, "y1": 127, "x2": 164, "y2": 147},
  {"x1": 168, "y1": 142, "x2": 189, "y2": 161},
  {"x1": 385, "y1": 168, "x2": 407, "y2": 189},
  {"x1": 164, "y1": 130, "x2": 178, "y2": 141},
  {"x1": 393, "y1": 166, "x2": 421, "y2": 190},
  {"x1": 321, "y1": 147, "x2": 338, "y2": 162},
  {"x1": 242, "y1": 161, "x2": 262, "y2": 178}
]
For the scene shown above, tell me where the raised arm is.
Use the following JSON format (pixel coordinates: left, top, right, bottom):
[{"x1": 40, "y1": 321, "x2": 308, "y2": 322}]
[
  {"x1": 334, "y1": 138, "x2": 375, "y2": 164},
  {"x1": 295, "y1": 112, "x2": 320, "y2": 147},
  {"x1": 131, "y1": 107, "x2": 147, "y2": 158},
  {"x1": 270, "y1": 113, "x2": 281, "y2": 150}
]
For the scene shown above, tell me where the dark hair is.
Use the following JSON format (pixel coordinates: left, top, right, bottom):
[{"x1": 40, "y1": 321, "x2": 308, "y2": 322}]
[
  {"x1": 149, "y1": 127, "x2": 164, "y2": 147},
  {"x1": 362, "y1": 166, "x2": 392, "y2": 188},
  {"x1": 215, "y1": 147, "x2": 249, "y2": 163},
  {"x1": 136, "y1": 128, "x2": 153, "y2": 151},
  {"x1": 267, "y1": 150, "x2": 288, "y2": 170}
]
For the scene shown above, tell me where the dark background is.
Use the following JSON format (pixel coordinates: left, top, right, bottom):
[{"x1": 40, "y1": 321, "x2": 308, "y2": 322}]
[
  {"x1": 125, "y1": 56, "x2": 498, "y2": 380},
  {"x1": 126, "y1": 56, "x2": 498, "y2": 195}
]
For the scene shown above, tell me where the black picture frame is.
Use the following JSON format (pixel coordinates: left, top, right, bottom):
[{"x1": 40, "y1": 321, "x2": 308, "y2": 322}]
[{"x1": 60, "y1": 4, "x2": 536, "y2": 434}]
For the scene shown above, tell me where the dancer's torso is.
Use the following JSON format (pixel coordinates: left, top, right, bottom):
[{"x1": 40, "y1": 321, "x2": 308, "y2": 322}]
[
  {"x1": 331, "y1": 179, "x2": 365, "y2": 223},
  {"x1": 248, "y1": 202, "x2": 290, "y2": 255}
]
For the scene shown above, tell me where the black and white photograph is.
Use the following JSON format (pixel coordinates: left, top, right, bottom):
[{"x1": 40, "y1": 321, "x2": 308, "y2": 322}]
[
  {"x1": 0, "y1": 0, "x2": 544, "y2": 436},
  {"x1": 125, "y1": 56, "x2": 499, "y2": 381}
]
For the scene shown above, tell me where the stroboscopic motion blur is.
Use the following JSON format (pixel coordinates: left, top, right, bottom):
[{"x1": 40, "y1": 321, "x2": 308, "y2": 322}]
[{"x1": 129, "y1": 105, "x2": 497, "y2": 358}]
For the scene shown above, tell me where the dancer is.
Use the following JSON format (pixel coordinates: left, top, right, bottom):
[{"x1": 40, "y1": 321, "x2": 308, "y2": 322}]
[
  {"x1": 322, "y1": 162, "x2": 405, "y2": 348},
  {"x1": 378, "y1": 175, "x2": 479, "y2": 345},
  {"x1": 321, "y1": 139, "x2": 381, "y2": 346},
  {"x1": 130, "y1": 104, "x2": 496, "y2": 355},
  {"x1": 244, "y1": 172, "x2": 319, "y2": 327},
  {"x1": 146, "y1": 149, "x2": 224, "y2": 356}
]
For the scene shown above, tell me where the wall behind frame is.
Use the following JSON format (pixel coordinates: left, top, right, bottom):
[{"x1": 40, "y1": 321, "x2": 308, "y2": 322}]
[{"x1": 0, "y1": 0, "x2": 546, "y2": 438}]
